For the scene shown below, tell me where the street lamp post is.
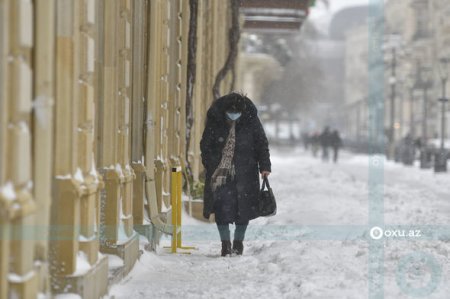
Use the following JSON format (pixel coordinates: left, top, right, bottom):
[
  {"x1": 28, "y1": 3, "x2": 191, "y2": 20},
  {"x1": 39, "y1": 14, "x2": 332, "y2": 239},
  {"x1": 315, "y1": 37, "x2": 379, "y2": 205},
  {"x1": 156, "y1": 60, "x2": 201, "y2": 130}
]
[
  {"x1": 407, "y1": 74, "x2": 416, "y2": 137},
  {"x1": 388, "y1": 48, "x2": 397, "y2": 160},
  {"x1": 383, "y1": 34, "x2": 402, "y2": 160},
  {"x1": 400, "y1": 74, "x2": 417, "y2": 166},
  {"x1": 434, "y1": 57, "x2": 449, "y2": 172},
  {"x1": 417, "y1": 66, "x2": 433, "y2": 169},
  {"x1": 394, "y1": 75, "x2": 414, "y2": 166}
]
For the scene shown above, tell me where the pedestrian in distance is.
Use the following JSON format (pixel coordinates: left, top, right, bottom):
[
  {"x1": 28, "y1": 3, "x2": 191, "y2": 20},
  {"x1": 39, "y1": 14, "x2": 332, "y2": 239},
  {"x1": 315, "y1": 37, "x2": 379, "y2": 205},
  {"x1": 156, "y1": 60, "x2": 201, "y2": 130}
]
[
  {"x1": 311, "y1": 132, "x2": 320, "y2": 157},
  {"x1": 401, "y1": 133, "x2": 415, "y2": 165},
  {"x1": 320, "y1": 126, "x2": 332, "y2": 162},
  {"x1": 330, "y1": 129, "x2": 342, "y2": 163},
  {"x1": 200, "y1": 92, "x2": 272, "y2": 257},
  {"x1": 301, "y1": 132, "x2": 310, "y2": 151}
]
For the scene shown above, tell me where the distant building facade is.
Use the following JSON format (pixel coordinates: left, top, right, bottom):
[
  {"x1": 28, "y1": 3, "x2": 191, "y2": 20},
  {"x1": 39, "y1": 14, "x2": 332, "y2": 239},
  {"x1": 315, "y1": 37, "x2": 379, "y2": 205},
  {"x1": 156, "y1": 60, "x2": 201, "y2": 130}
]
[
  {"x1": 344, "y1": 25, "x2": 369, "y2": 141},
  {"x1": 343, "y1": 0, "x2": 450, "y2": 149}
]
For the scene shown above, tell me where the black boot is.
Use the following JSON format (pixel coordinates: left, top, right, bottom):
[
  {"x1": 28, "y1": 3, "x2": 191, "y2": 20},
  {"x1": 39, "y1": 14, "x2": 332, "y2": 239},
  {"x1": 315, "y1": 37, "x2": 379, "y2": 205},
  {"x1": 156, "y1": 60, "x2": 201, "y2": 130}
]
[
  {"x1": 232, "y1": 240, "x2": 244, "y2": 255},
  {"x1": 221, "y1": 241, "x2": 232, "y2": 256}
]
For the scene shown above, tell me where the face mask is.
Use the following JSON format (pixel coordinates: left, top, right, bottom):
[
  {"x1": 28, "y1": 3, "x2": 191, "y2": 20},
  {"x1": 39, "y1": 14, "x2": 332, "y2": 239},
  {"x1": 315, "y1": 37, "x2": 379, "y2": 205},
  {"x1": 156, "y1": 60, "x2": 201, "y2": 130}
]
[{"x1": 226, "y1": 111, "x2": 241, "y2": 121}]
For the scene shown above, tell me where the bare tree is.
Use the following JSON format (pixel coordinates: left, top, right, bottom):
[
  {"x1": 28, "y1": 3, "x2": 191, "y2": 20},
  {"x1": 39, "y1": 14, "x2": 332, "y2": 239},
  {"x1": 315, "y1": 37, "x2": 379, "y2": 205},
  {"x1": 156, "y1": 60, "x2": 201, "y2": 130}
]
[
  {"x1": 185, "y1": 0, "x2": 198, "y2": 179},
  {"x1": 212, "y1": 0, "x2": 240, "y2": 100}
]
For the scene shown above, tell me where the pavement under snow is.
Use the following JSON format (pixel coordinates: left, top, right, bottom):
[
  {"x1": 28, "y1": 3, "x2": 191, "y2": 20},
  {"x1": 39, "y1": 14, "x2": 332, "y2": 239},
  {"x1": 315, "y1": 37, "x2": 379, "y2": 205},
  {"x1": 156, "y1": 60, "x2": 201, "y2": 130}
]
[{"x1": 109, "y1": 148, "x2": 450, "y2": 299}]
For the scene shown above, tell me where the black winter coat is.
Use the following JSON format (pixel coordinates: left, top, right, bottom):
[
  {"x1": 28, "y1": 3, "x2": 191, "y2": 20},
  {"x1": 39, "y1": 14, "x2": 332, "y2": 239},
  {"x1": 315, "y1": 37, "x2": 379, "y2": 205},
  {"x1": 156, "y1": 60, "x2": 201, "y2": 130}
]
[
  {"x1": 330, "y1": 132, "x2": 342, "y2": 148},
  {"x1": 320, "y1": 130, "x2": 332, "y2": 147},
  {"x1": 200, "y1": 97, "x2": 271, "y2": 221}
]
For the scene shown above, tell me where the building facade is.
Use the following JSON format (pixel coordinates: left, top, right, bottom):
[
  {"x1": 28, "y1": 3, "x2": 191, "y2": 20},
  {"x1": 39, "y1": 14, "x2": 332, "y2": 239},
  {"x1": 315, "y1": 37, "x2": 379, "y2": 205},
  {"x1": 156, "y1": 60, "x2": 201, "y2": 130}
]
[
  {"x1": 0, "y1": 0, "x2": 236, "y2": 298},
  {"x1": 344, "y1": 25, "x2": 369, "y2": 141}
]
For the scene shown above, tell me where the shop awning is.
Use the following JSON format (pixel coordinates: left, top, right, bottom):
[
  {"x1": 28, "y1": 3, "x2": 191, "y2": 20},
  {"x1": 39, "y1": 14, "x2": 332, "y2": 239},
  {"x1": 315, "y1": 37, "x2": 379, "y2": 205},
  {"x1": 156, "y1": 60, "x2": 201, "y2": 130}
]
[{"x1": 240, "y1": 0, "x2": 313, "y2": 33}]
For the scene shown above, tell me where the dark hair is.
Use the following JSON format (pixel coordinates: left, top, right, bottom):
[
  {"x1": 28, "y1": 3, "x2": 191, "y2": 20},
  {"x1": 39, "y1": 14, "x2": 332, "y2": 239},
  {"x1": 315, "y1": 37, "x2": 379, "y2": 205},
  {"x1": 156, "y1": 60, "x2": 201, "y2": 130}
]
[{"x1": 226, "y1": 92, "x2": 247, "y2": 112}]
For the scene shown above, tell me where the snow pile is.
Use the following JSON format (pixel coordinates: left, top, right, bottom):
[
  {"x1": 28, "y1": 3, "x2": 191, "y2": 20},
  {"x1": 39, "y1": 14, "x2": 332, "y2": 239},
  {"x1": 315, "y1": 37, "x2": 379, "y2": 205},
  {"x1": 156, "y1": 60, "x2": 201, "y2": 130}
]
[
  {"x1": 115, "y1": 163, "x2": 124, "y2": 179},
  {"x1": 74, "y1": 168, "x2": 84, "y2": 183},
  {"x1": 90, "y1": 156, "x2": 100, "y2": 183},
  {"x1": 8, "y1": 271, "x2": 34, "y2": 283},
  {"x1": 0, "y1": 182, "x2": 16, "y2": 200},
  {"x1": 107, "y1": 254, "x2": 124, "y2": 270},
  {"x1": 54, "y1": 294, "x2": 82, "y2": 299},
  {"x1": 72, "y1": 251, "x2": 91, "y2": 276}
]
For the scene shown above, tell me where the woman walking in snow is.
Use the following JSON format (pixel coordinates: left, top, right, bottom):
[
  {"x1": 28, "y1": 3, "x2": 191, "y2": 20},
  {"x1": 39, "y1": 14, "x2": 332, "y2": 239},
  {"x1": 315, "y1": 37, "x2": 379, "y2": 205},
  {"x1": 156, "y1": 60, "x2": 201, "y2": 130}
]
[{"x1": 200, "y1": 92, "x2": 272, "y2": 256}]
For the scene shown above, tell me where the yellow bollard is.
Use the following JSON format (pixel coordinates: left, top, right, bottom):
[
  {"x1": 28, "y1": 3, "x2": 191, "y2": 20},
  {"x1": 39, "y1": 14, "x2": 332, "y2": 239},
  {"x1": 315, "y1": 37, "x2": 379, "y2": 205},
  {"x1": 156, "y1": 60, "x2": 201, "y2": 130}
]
[
  {"x1": 165, "y1": 166, "x2": 196, "y2": 253},
  {"x1": 176, "y1": 170, "x2": 196, "y2": 251},
  {"x1": 176, "y1": 170, "x2": 182, "y2": 247},
  {"x1": 170, "y1": 168, "x2": 178, "y2": 253}
]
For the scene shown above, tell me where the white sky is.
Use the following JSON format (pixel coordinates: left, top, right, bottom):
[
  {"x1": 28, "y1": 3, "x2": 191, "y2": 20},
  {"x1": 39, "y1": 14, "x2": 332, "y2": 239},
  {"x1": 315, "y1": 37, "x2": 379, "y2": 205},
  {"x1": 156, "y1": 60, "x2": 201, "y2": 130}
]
[
  {"x1": 309, "y1": 0, "x2": 370, "y2": 20},
  {"x1": 309, "y1": 0, "x2": 372, "y2": 32}
]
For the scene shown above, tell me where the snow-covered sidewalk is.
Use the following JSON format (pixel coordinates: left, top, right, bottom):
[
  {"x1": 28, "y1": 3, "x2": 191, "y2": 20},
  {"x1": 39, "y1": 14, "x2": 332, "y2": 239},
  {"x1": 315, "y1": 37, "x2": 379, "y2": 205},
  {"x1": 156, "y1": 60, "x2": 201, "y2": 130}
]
[{"x1": 108, "y1": 148, "x2": 450, "y2": 299}]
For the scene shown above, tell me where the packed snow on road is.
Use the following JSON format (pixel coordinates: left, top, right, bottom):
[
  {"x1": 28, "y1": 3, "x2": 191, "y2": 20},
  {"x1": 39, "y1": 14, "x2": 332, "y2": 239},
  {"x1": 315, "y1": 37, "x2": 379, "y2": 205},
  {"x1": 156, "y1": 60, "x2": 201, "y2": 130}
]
[{"x1": 109, "y1": 148, "x2": 450, "y2": 299}]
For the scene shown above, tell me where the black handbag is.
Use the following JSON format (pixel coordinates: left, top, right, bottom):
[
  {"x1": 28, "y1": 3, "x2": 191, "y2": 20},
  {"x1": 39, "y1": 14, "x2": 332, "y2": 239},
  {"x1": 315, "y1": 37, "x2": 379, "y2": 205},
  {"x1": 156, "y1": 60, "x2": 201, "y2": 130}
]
[{"x1": 258, "y1": 176, "x2": 276, "y2": 217}]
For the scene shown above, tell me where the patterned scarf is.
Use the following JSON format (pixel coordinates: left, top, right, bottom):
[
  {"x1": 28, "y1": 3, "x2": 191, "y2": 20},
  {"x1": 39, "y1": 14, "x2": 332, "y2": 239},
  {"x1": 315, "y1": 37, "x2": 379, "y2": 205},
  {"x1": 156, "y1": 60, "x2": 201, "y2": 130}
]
[{"x1": 211, "y1": 121, "x2": 236, "y2": 192}]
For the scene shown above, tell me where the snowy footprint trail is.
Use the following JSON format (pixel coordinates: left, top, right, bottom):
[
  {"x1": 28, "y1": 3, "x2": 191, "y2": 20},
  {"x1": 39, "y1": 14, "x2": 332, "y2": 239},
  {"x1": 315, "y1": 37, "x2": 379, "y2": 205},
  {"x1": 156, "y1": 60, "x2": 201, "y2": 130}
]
[{"x1": 109, "y1": 148, "x2": 450, "y2": 299}]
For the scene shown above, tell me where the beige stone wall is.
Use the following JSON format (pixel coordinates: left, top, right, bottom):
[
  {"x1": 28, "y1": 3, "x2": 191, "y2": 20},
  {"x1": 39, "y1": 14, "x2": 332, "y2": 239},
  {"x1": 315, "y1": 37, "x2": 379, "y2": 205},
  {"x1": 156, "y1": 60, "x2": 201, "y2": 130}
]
[
  {"x1": 0, "y1": 0, "x2": 39, "y2": 297},
  {"x1": 0, "y1": 0, "x2": 237, "y2": 298},
  {"x1": 0, "y1": 0, "x2": 9, "y2": 295}
]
